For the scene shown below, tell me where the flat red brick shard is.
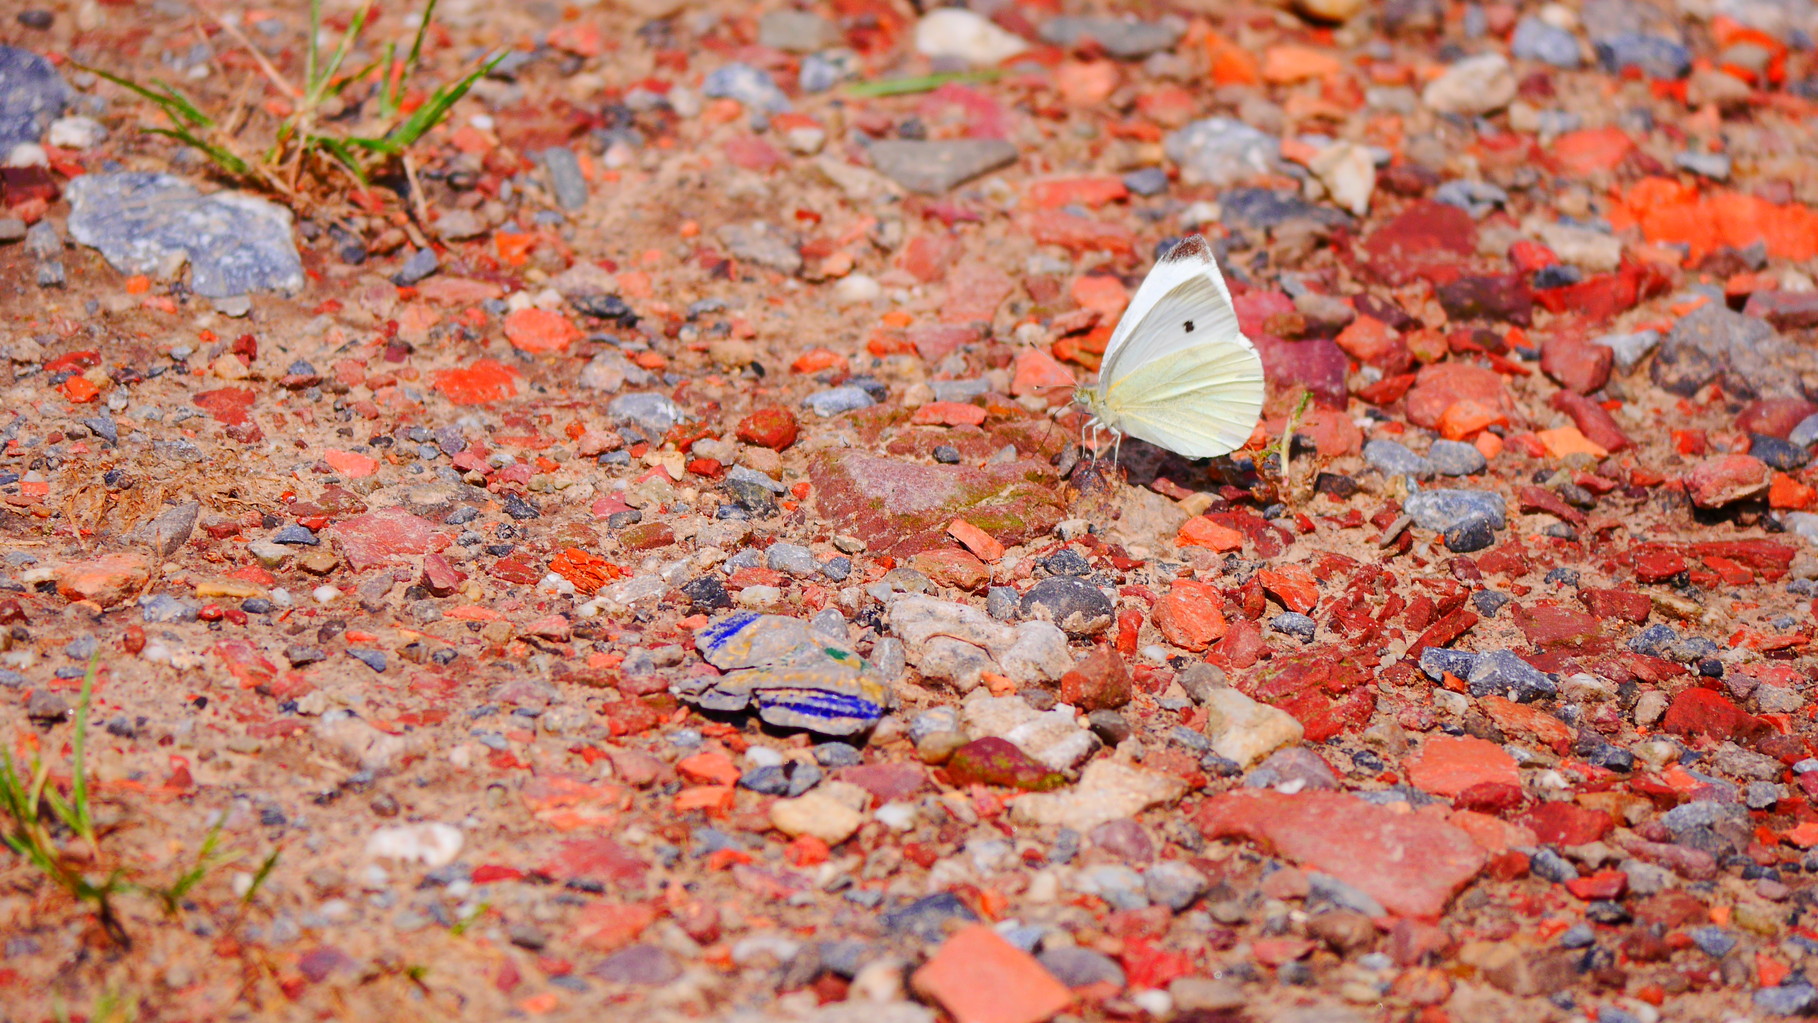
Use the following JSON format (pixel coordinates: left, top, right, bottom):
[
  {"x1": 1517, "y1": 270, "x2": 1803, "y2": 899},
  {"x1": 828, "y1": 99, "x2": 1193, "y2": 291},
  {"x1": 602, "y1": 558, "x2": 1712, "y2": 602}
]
[{"x1": 1195, "y1": 790, "x2": 1487, "y2": 919}]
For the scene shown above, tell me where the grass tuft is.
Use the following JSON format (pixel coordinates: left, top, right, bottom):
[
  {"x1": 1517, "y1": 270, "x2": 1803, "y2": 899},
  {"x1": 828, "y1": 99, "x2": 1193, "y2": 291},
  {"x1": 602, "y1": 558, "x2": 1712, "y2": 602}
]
[
  {"x1": 0, "y1": 653, "x2": 270, "y2": 946},
  {"x1": 79, "y1": 0, "x2": 502, "y2": 213}
]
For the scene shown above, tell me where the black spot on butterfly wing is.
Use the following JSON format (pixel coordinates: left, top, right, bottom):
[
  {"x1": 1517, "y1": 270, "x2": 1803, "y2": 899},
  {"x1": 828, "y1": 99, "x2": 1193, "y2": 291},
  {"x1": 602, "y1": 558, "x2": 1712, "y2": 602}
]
[{"x1": 1183, "y1": 320, "x2": 1195, "y2": 333}]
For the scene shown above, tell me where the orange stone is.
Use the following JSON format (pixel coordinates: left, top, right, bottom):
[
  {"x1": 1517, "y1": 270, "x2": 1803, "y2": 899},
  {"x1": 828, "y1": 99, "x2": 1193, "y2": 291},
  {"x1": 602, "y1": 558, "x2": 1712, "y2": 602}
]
[
  {"x1": 912, "y1": 924, "x2": 1073, "y2": 1023},
  {"x1": 1405, "y1": 736, "x2": 1520, "y2": 798},
  {"x1": 1177, "y1": 516, "x2": 1245, "y2": 552},
  {"x1": 1010, "y1": 348, "x2": 1076, "y2": 399},
  {"x1": 948, "y1": 518, "x2": 1007, "y2": 562},
  {"x1": 1769, "y1": 473, "x2": 1816, "y2": 510},
  {"x1": 433, "y1": 359, "x2": 521, "y2": 406},
  {"x1": 1151, "y1": 579, "x2": 1228, "y2": 651},
  {"x1": 676, "y1": 750, "x2": 741, "y2": 787},
  {"x1": 913, "y1": 401, "x2": 988, "y2": 427},
  {"x1": 504, "y1": 308, "x2": 581, "y2": 354},
  {"x1": 1027, "y1": 175, "x2": 1129, "y2": 211},
  {"x1": 1069, "y1": 274, "x2": 1130, "y2": 318},
  {"x1": 323, "y1": 449, "x2": 379, "y2": 478},
  {"x1": 1262, "y1": 45, "x2": 1342, "y2": 84},
  {"x1": 1257, "y1": 565, "x2": 1319, "y2": 614},
  {"x1": 1537, "y1": 425, "x2": 1609, "y2": 460}
]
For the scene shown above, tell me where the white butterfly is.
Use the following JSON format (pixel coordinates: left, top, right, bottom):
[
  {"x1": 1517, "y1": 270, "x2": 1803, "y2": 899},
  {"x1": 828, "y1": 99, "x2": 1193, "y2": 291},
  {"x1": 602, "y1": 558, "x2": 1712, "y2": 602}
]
[{"x1": 1078, "y1": 235, "x2": 1266, "y2": 460}]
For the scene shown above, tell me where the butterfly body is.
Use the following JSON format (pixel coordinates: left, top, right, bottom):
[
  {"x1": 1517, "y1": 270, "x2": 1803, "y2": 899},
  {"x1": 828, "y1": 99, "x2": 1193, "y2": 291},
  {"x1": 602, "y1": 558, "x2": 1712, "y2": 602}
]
[{"x1": 1082, "y1": 235, "x2": 1266, "y2": 460}]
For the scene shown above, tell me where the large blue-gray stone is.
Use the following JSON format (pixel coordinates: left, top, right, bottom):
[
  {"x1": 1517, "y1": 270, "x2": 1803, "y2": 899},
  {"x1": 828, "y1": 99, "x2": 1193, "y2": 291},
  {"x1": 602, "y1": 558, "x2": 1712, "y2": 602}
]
[{"x1": 66, "y1": 173, "x2": 303, "y2": 298}]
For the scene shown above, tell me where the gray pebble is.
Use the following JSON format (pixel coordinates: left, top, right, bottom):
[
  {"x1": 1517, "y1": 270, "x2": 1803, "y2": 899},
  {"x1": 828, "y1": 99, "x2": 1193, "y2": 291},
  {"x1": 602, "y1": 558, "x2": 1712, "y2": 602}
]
[
  {"x1": 1363, "y1": 438, "x2": 1432, "y2": 479},
  {"x1": 1426, "y1": 439, "x2": 1486, "y2": 476},
  {"x1": 804, "y1": 386, "x2": 875, "y2": 417}
]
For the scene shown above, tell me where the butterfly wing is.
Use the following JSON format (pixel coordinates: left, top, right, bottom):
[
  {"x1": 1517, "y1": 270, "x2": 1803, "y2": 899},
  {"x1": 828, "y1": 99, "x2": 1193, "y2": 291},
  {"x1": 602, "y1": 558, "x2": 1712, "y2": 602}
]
[
  {"x1": 1098, "y1": 235, "x2": 1244, "y2": 382},
  {"x1": 1094, "y1": 236, "x2": 1264, "y2": 458}
]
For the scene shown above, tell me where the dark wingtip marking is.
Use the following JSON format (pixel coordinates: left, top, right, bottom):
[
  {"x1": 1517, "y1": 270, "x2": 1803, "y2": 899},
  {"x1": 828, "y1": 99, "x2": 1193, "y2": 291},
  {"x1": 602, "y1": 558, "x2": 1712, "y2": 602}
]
[{"x1": 1160, "y1": 234, "x2": 1212, "y2": 264}]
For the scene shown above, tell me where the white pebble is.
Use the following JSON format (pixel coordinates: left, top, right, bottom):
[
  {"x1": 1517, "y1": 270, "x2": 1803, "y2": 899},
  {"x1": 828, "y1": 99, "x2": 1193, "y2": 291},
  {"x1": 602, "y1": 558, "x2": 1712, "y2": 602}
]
[
  {"x1": 874, "y1": 801, "x2": 919, "y2": 830},
  {"x1": 914, "y1": 8, "x2": 1027, "y2": 65},
  {"x1": 312, "y1": 585, "x2": 340, "y2": 604},
  {"x1": 745, "y1": 746, "x2": 786, "y2": 768},
  {"x1": 48, "y1": 116, "x2": 107, "y2": 149},
  {"x1": 833, "y1": 273, "x2": 880, "y2": 305},
  {"x1": 365, "y1": 822, "x2": 463, "y2": 867}
]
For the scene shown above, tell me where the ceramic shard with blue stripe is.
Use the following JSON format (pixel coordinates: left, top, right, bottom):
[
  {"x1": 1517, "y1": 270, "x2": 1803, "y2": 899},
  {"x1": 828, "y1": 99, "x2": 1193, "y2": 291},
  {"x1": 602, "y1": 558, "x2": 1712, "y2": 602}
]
[{"x1": 681, "y1": 612, "x2": 892, "y2": 736}]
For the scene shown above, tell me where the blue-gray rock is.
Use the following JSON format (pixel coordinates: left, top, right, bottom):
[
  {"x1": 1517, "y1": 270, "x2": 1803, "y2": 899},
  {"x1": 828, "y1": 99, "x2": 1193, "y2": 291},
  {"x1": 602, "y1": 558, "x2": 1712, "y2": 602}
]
[
  {"x1": 1403, "y1": 489, "x2": 1507, "y2": 531},
  {"x1": 1308, "y1": 872, "x2": 1386, "y2": 917},
  {"x1": 1363, "y1": 438, "x2": 1432, "y2": 479},
  {"x1": 82, "y1": 416, "x2": 118, "y2": 446},
  {"x1": 1593, "y1": 329, "x2": 1661, "y2": 372},
  {"x1": 273, "y1": 524, "x2": 318, "y2": 546},
  {"x1": 23, "y1": 219, "x2": 58, "y2": 258},
  {"x1": 1021, "y1": 577, "x2": 1114, "y2": 636},
  {"x1": 1471, "y1": 590, "x2": 1512, "y2": 617},
  {"x1": 1596, "y1": 34, "x2": 1692, "y2": 78},
  {"x1": 866, "y1": 138, "x2": 1019, "y2": 194},
  {"x1": 799, "y1": 51, "x2": 857, "y2": 93},
  {"x1": 1418, "y1": 648, "x2": 1477, "y2": 682},
  {"x1": 725, "y1": 465, "x2": 786, "y2": 494},
  {"x1": 1467, "y1": 649, "x2": 1558, "y2": 702},
  {"x1": 129, "y1": 499, "x2": 198, "y2": 558},
  {"x1": 1039, "y1": 16, "x2": 1182, "y2": 59},
  {"x1": 804, "y1": 386, "x2": 875, "y2": 417},
  {"x1": 0, "y1": 46, "x2": 69, "y2": 154},
  {"x1": 1217, "y1": 188, "x2": 1350, "y2": 231},
  {"x1": 347, "y1": 648, "x2": 387, "y2": 672},
  {"x1": 1558, "y1": 922, "x2": 1595, "y2": 948},
  {"x1": 540, "y1": 146, "x2": 587, "y2": 209},
  {"x1": 1122, "y1": 166, "x2": 1169, "y2": 197},
  {"x1": 1444, "y1": 517, "x2": 1497, "y2": 553},
  {"x1": 702, "y1": 63, "x2": 791, "y2": 112},
  {"x1": 608, "y1": 392, "x2": 686, "y2": 435},
  {"x1": 1790, "y1": 412, "x2": 1818, "y2": 448},
  {"x1": 1528, "y1": 848, "x2": 1579, "y2": 882},
  {"x1": 987, "y1": 585, "x2": 1020, "y2": 620},
  {"x1": 391, "y1": 246, "x2": 439, "y2": 286},
  {"x1": 1675, "y1": 150, "x2": 1731, "y2": 181},
  {"x1": 1427, "y1": 439, "x2": 1487, "y2": 476},
  {"x1": 881, "y1": 891, "x2": 978, "y2": 942},
  {"x1": 716, "y1": 220, "x2": 801, "y2": 274},
  {"x1": 821, "y1": 557, "x2": 853, "y2": 582},
  {"x1": 766, "y1": 542, "x2": 818, "y2": 576},
  {"x1": 1037, "y1": 945, "x2": 1128, "y2": 988},
  {"x1": 1755, "y1": 984, "x2": 1818, "y2": 1016},
  {"x1": 1433, "y1": 179, "x2": 1509, "y2": 219},
  {"x1": 1689, "y1": 926, "x2": 1738, "y2": 958},
  {"x1": 1752, "y1": 433, "x2": 1809, "y2": 470},
  {"x1": 1628, "y1": 623, "x2": 1718, "y2": 662},
  {"x1": 66, "y1": 173, "x2": 304, "y2": 297},
  {"x1": 1164, "y1": 119, "x2": 1282, "y2": 187},
  {"x1": 590, "y1": 944, "x2": 680, "y2": 986},
  {"x1": 138, "y1": 593, "x2": 199, "y2": 623},
  {"x1": 1269, "y1": 612, "x2": 1317, "y2": 643},
  {"x1": 1511, "y1": 17, "x2": 1582, "y2": 67},
  {"x1": 1661, "y1": 800, "x2": 1748, "y2": 837}
]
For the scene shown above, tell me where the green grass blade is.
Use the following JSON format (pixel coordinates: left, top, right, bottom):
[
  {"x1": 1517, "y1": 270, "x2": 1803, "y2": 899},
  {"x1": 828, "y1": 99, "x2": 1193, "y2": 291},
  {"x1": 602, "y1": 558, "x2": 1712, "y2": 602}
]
[
  {"x1": 242, "y1": 846, "x2": 282, "y2": 905},
  {"x1": 373, "y1": 50, "x2": 502, "y2": 152},
  {"x1": 403, "y1": 0, "x2": 440, "y2": 76},
  {"x1": 67, "y1": 653, "x2": 99, "y2": 845},
  {"x1": 306, "y1": 0, "x2": 322, "y2": 97},
  {"x1": 845, "y1": 68, "x2": 1004, "y2": 97},
  {"x1": 75, "y1": 65, "x2": 214, "y2": 128},
  {"x1": 377, "y1": 42, "x2": 401, "y2": 120},
  {"x1": 145, "y1": 128, "x2": 252, "y2": 177},
  {"x1": 310, "y1": 136, "x2": 371, "y2": 184},
  {"x1": 308, "y1": 1, "x2": 373, "y2": 106}
]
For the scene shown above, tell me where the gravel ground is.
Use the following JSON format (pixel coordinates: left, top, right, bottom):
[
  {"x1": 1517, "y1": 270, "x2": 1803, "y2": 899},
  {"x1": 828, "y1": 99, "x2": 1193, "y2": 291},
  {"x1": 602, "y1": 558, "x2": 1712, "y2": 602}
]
[{"x1": 4, "y1": 0, "x2": 1818, "y2": 1021}]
